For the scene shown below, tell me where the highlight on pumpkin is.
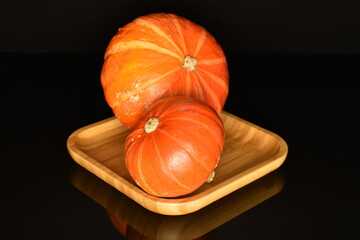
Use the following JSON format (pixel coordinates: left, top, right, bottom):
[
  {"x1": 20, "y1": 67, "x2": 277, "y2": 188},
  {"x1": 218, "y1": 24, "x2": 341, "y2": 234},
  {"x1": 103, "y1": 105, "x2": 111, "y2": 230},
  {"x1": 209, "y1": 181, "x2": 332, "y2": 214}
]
[{"x1": 101, "y1": 12, "x2": 229, "y2": 129}]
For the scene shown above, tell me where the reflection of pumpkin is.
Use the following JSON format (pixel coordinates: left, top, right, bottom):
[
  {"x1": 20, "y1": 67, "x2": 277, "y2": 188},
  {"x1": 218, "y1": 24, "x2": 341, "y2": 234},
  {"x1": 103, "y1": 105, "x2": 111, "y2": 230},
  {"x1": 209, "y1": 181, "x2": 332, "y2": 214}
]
[
  {"x1": 124, "y1": 96, "x2": 225, "y2": 197},
  {"x1": 126, "y1": 225, "x2": 219, "y2": 240},
  {"x1": 101, "y1": 13, "x2": 229, "y2": 128},
  {"x1": 107, "y1": 211, "x2": 127, "y2": 236},
  {"x1": 126, "y1": 226, "x2": 154, "y2": 240},
  {"x1": 108, "y1": 211, "x2": 219, "y2": 240}
]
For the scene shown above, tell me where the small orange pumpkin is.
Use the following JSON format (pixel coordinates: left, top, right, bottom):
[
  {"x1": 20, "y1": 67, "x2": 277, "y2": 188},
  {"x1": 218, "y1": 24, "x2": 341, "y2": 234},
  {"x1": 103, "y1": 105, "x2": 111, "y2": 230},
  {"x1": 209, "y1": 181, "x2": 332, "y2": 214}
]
[
  {"x1": 124, "y1": 96, "x2": 225, "y2": 197},
  {"x1": 101, "y1": 13, "x2": 229, "y2": 129}
]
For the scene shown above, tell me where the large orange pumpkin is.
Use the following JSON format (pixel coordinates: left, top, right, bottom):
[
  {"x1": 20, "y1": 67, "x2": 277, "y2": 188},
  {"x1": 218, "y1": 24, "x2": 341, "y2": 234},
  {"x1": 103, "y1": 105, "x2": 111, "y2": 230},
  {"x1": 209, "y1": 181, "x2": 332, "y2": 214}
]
[
  {"x1": 124, "y1": 96, "x2": 225, "y2": 198},
  {"x1": 101, "y1": 13, "x2": 229, "y2": 129}
]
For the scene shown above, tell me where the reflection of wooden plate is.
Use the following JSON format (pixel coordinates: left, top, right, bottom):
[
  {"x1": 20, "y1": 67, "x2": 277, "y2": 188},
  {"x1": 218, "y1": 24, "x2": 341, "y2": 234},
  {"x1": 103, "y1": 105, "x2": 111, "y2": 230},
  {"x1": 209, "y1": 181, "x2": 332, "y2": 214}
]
[
  {"x1": 67, "y1": 111, "x2": 288, "y2": 215},
  {"x1": 69, "y1": 164, "x2": 285, "y2": 240}
]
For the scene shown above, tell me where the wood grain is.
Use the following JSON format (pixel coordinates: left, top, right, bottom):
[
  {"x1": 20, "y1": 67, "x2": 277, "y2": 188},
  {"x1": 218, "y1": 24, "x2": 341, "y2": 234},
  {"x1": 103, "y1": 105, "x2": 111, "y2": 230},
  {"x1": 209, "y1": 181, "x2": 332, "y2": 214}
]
[{"x1": 67, "y1": 111, "x2": 288, "y2": 215}]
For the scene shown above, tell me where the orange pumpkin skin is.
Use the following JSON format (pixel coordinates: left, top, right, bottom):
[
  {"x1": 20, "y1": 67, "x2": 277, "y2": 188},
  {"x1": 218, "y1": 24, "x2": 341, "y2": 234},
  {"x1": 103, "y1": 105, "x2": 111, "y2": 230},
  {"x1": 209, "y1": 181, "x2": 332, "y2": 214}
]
[
  {"x1": 124, "y1": 96, "x2": 225, "y2": 198},
  {"x1": 101, "y1": 13, "x2": 229, "y2": 129}
]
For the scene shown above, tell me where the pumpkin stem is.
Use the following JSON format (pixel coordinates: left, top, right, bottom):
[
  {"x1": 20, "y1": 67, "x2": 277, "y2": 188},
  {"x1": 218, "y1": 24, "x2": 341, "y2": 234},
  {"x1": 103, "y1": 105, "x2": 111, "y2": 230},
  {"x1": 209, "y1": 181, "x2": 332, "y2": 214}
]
[
  {"x1": 206, "y1": 171, "x2": 215, "y2": 183},
  {"x1": 144, "y1": 117, "x2": 159, "y2": 133},
  {"x1": 182, "y1": 56, "x2": 197, "y2": 72}
]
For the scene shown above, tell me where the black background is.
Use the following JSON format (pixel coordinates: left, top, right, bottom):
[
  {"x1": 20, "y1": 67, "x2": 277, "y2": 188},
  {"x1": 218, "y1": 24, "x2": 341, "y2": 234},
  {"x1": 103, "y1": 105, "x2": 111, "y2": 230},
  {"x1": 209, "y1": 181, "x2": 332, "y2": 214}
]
[
  {"x1": 1, "y1": 1, "x2": 360, "y2": 239},
  {"x1": 1, "y1": 0, "x2": 360, "y2": 54}
]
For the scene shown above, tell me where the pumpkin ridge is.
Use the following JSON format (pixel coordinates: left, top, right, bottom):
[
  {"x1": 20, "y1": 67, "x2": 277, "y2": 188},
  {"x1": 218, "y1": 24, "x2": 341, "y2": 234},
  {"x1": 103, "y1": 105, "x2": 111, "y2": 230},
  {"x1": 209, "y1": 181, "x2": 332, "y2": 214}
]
[
  {"x1": 135, "y1": 140, "x2": 161, "y2": 196},
  {"x1": 198, "y1": 57, "x2": 226, "y2": 65},
  {"x1": 189, "y1": 73, "x2": 205, "y2": 99},
  {"x1": 134, "y1": 18, "x2": 184, "y2": 56},
  {"x1": 197, "y1": 67, "x2": 229, "y2": 93},
  {"x1": 157, "y1": 129, "x2": 212, "y2": 172},
  {"x1": 106, "y1": 40, "x2": 182, "y2": 61},
  {"x1": 193, "y1": 29, "x2": 207, "y2": 57},
  {"x1": 152, "y1": 134, "x2": 193, "y2": 192},
  {"x1": 193, "y1": 71, "x2": 222, "y2": 112},
  {"x1": 164, "y1": 115, "x2": 224, "y2": 153},
  {"x1": 170, "y1": 17, "x2": 188, "y2": 54},
  {"x1": 185, "y1": 71, "x2": 191, "y2": 96},
  {"x1": 114, "y1": 66, "x2": 182, "y2": 103}
]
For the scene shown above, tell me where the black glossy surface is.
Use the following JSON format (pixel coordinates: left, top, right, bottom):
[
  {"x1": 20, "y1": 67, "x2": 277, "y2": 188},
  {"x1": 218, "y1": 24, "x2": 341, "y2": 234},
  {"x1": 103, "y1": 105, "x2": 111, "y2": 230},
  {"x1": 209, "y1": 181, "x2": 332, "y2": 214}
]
[{"x1": 1, "y1": 53, "x2": 359, "y2": 239}]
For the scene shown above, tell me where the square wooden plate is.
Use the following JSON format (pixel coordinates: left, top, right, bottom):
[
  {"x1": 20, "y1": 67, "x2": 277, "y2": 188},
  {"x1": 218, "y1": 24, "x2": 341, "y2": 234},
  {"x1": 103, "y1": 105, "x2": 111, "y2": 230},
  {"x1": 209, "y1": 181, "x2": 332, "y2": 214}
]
[{"x1": 67, "y1": 111, "x2": 288, "y2": 215}]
